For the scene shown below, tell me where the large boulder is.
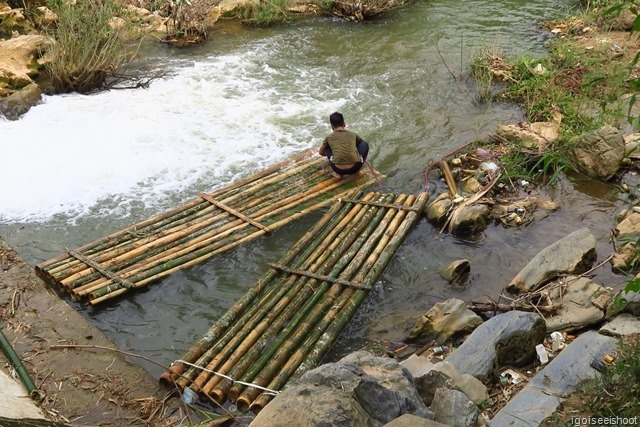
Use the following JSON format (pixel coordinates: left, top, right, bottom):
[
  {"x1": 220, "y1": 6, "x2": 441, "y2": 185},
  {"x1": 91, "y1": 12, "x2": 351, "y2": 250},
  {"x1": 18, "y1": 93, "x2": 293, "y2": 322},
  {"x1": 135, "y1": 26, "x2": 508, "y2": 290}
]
[
  {"x1": 407, "y1": 298, "x2": 483, "y2": 343},
  {"x1": 571, "y1": 125, "x2": 625, "y2": 180},
  {"x1": 545, "y1": 276, "x2": 609, "y2": 332},
  {"x1": 444, "y1": 311, "x2": 546, "y2": 381},
  {"x1": 508, "y1": 227, "x2": 597, "y2": 294},
  {"x1": 0, "y1": 34, "x2": 51, "y2": 98},
  {"x1": 490, "y1": 331, "x2": 618, "y2": 427},
  {"x1": 251, "y1": 351, "x2": 433, "y2": 427},
  {"x1": 0, "y1": 7, "x2": 37, "y2": 38}
]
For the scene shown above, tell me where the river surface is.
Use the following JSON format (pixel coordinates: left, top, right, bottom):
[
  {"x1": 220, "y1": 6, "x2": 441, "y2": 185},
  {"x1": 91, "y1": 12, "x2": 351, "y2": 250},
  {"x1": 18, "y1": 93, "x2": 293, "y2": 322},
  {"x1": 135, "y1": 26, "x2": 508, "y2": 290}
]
[{"x1": 0, "y1": 0, "x2": 627, "y2": 380}]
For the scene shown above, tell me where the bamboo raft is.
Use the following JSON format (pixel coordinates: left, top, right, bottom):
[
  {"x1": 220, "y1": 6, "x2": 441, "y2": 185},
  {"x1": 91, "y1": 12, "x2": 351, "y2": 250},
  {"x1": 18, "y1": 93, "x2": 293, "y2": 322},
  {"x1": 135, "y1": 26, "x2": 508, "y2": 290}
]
[
  {"x1": 35, "y1": 150, "x2": 380, "y2": 305},
  {"x1": 160, "y1": 191, "x2": 429, "y2": 412}
]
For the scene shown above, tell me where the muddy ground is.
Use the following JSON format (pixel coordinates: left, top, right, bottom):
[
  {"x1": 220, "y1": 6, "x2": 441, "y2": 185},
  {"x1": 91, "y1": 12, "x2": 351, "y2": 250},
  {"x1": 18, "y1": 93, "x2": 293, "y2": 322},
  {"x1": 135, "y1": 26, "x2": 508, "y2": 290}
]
[{"x1": 0, "y1": 238, "x2": 184, "y2": 426}]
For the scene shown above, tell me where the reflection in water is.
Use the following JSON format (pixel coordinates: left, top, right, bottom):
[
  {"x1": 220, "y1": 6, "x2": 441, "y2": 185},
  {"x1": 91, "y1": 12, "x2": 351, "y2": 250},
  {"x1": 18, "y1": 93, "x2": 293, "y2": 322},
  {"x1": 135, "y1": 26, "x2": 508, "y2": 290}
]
[{"x1": 0, "y1": 0, "x2": 621, "y2": 379}]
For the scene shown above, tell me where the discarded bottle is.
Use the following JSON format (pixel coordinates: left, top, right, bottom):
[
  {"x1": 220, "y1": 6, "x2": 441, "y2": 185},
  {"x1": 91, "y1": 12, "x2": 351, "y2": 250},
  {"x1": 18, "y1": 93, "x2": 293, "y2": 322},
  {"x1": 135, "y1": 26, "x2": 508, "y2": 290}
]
[{"x1": 536, "y1": 344, "x2": 549, "y2": 365}]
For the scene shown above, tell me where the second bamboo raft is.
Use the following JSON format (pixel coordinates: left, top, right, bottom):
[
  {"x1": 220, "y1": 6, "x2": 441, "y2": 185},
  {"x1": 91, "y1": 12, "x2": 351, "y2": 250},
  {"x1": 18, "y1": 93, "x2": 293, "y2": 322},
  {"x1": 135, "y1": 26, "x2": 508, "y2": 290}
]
[
  {"x1": 35, "y1": 150, "x2": 380, "y2": 305},
  {"x1": 160, "y1": 191, "x2": 429, "y2": 412}
]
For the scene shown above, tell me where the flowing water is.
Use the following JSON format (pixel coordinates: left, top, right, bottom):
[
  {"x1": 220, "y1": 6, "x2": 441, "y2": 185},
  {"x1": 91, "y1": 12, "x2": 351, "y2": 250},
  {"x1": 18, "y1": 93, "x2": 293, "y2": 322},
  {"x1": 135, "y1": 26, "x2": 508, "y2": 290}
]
[{"x1": 0, "y1": 0, "x2": 627, "y2": 380}]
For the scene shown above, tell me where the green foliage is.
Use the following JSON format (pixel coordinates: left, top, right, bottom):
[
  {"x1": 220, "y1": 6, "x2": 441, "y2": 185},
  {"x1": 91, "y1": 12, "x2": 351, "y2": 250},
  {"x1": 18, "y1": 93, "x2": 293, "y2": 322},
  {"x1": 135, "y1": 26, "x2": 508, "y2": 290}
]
[
  {"x1": 239, "y1": 0, "x2": 291, "y2": 26},
  {"x1": 45, "y1": 0, "x2": 138, "y2": 94}
]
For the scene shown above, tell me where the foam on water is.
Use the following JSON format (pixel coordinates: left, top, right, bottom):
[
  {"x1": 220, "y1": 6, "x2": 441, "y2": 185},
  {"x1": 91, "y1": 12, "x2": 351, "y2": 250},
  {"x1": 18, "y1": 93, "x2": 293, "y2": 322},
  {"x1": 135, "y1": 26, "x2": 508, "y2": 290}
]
[{"x1": 0, "y1": 35, "x2": 348, "y2": 224}]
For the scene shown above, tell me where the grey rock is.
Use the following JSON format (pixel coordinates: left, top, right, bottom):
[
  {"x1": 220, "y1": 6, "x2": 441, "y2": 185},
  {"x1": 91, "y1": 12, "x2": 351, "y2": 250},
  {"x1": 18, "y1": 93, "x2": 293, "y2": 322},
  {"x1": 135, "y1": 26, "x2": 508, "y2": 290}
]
[
  {"x1": 384, "y1": 414, "x2": 449, "y2": 427},
  {"x1": 432, "y1": 361, "x2": 488, "y2": 405},
  {"x1": 489, "y1": 388, "x2": 562, "y2": 427},
  {"x1": 439, "y1": 259, "x2": 470, "y2": 286},
  {"x1": 528, "y1": 331, "x2": 617, "y2": 396},
  {"x1": 450, "y1": 204, "x2": 490, "y2": 238},
  {"x1": 600, "y1": 313, "x2": 640, "y2": 336},
  {"x1": 414, "y1": 369, "x2": 449, "y2": 407},
  {"x1": 0, "y1": 82, "x2": 41, "y2": 120},
  {"x1": 407, "y1": 298, "x2": 483, "y2": 343},
  {"x1": 400, "y1": 354, "x2": 435, "y2": 378},
  {"x1": 545, "y1": 276, "x2": 607, "y2": 332},
  {"x1": 445, "y1": 311, "x2": 545, "y2": 381},
  {"x1": 429, "y1": 388, "x2": 478, "y2": 427},
  {"x1": 491, "y1": 331, "x2": 618, "y2": 427},
  {"x1": 508, "y1": 227, "x2": 597, "y2": 294},
  {"x1": 571, "y1": 125, "x2": 625, "y2": 180},
  {"x1": 251, "y1": 351, "x2": 433, "y2": 427}
]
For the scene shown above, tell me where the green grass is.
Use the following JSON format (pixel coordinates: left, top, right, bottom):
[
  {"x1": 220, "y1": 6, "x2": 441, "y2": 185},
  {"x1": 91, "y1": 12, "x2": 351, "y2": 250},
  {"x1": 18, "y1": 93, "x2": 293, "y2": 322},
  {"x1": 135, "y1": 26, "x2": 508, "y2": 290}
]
[{"x1": 239, "y1": 0, "x2": 292, "y2": 26}]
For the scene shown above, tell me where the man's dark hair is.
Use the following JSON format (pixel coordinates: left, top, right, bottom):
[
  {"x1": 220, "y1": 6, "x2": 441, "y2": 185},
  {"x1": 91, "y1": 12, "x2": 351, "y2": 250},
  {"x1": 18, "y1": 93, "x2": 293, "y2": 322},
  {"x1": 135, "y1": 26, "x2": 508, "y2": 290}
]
[{"x1": 329, "y1": 112, "x2": 345, "y2": 128}]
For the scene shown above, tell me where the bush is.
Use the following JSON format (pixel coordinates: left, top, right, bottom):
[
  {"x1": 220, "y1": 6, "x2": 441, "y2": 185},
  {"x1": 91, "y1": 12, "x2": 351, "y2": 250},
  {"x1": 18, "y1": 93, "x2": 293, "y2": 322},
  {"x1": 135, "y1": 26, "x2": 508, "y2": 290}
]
[{"x1": 45, "y1": 0, "x2": 138, "y2": 94}]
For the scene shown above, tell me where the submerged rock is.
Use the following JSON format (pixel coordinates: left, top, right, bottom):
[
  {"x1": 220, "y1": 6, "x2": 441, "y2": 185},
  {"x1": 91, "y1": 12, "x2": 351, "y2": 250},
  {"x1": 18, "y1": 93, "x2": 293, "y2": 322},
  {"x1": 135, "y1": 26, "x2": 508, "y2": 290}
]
[
  {"x1": 449, "y1": 203, "x2": 490, "y2": 238},
  {"x1": 444, "y1": 311, "x2": 545, "y2": 381},
  {"x1": 407, "y1": 298, "x2": 483, "y2": 343},
  {"x1": 439, "y1": 259, "x2": 470, "y2": 286},
  {"x1": 508, "y1": 227, "x2": 597, "y2": 294}
]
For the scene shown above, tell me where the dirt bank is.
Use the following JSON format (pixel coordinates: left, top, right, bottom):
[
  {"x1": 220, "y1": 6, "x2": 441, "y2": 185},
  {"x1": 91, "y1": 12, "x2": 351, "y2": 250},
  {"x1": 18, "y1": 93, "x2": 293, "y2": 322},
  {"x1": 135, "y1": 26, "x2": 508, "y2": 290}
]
[{"x1": 0, "y1": 237, "x2": 179, "y2": 426}]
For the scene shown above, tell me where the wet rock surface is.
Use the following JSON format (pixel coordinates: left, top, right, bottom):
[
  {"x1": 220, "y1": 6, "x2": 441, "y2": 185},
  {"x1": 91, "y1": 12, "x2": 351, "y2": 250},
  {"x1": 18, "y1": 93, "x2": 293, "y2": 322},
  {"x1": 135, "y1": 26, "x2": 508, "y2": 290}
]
[
  {"x1": 407, "y1": 298, "x2": 483, "y2": 343},
  {"x1": 444, "y1": 311, "x2": 546, "y2": 381},
  {"x1": 508, "y1": 227, "x2": 597, "y2": 294}
]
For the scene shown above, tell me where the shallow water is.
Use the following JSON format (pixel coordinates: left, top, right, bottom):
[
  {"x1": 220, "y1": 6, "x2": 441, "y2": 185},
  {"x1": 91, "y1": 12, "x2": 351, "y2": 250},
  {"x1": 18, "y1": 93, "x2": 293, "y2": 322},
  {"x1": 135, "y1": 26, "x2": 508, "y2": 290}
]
[{"x1": 2, "y1": 0, "x2": 629, "y2": 379}]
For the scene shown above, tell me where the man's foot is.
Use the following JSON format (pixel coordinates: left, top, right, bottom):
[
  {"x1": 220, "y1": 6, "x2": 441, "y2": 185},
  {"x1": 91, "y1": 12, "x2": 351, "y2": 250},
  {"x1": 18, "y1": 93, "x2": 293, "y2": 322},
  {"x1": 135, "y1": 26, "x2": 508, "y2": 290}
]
[{"x1": 331, "y1": 171, "x2": 342, "y2": 179}]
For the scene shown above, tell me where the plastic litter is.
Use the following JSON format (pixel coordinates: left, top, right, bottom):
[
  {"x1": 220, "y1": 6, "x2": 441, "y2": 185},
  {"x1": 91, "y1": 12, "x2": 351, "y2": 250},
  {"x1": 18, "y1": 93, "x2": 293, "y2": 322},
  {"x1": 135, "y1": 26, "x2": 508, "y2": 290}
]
[
  {"x1": 549, "y1": 331, "x2": 565, "y2": 351},
  {"x1": 500, "y1": 369, "x2": 523, "y2": 385},
  {"x1": 536, "y1": 344, "x2": 549, "y2": 365}
]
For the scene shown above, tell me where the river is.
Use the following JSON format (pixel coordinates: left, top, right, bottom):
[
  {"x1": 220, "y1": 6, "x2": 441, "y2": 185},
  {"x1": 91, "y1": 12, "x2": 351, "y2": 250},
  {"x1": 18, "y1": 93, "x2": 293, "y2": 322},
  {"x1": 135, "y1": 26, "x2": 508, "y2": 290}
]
[{"x1": 0, "y1": 0, "x2": 625, "y2": 380}]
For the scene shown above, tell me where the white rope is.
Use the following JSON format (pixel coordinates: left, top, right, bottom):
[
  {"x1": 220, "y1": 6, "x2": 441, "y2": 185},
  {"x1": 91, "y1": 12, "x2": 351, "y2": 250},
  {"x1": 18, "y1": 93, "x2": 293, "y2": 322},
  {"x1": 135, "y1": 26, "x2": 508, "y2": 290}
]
[{"x1": 175, "y1": 360, "x2": 280, "y2": 396}]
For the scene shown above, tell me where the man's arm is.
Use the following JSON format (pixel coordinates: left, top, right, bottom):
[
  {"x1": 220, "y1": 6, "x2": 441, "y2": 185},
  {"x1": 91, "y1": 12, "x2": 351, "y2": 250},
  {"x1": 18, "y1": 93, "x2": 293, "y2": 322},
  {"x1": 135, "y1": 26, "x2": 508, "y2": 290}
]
[{"x1": 319, "y1": 139, "x2": 329, "y2": 156}]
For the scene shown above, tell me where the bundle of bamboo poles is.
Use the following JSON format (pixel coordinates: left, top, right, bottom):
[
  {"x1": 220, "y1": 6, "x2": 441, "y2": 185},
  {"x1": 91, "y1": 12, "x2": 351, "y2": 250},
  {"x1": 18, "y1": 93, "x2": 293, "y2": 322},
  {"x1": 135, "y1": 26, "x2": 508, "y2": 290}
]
[
  {"x1": 160, "y1": 190, "x2": 429, "y2": 412},
  {"x1": 35, "y1": 150, "x2": 379, "y2": 305}
]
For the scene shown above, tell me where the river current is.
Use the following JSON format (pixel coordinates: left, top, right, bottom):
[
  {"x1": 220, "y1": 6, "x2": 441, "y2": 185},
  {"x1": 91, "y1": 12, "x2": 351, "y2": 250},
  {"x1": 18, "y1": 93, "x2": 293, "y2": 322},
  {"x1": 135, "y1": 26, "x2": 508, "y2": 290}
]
[{"x1": 3, "y1": 0, "x2": 624, "y2": 379}]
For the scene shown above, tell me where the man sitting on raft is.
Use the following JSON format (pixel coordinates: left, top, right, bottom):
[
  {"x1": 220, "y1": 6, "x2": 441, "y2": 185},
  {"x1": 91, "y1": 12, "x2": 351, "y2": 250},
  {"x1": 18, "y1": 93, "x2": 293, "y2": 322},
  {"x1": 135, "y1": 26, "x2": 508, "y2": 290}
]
[{"x1": 318, "y1": 112, "x2": 369, "y2": 179}]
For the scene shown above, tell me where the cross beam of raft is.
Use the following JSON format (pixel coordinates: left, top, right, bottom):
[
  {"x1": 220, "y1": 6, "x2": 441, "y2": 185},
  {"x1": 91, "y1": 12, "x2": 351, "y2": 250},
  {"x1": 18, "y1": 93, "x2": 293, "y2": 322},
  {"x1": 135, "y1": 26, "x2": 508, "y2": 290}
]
[
  {"x1": 199, "y1": 193, "x2": 272, "y2": 233},
  {"x1": 66, "y1": 249, "x2": 135, "y2": 289},
  {"x1": 160, "y1": 191, "x2": 429, "y2": 413},
  {"x1": 268, "y1": 263, "x2": 369, "y2": 290},
  {"x1": 35, "y1": 150, "x2": 383, "y2": 305}
]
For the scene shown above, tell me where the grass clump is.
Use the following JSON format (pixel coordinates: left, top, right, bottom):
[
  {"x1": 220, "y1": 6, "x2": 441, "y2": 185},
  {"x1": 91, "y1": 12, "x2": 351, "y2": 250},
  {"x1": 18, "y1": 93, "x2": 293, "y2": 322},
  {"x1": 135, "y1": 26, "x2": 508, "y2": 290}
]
[
  {"x1": 45, "y1": 0, "x2": 139, "y2": 94},
  {"x1": 239, "y1": 0, "x2": 291, "y2": 26}
]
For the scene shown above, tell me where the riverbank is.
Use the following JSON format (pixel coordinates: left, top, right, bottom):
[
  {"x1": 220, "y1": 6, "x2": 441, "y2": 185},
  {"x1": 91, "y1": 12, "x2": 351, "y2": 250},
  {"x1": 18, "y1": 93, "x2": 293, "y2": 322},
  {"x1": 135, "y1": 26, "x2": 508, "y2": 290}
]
[{"x1": 0, "y1": 238, "x2": 179, "y2": 426}]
